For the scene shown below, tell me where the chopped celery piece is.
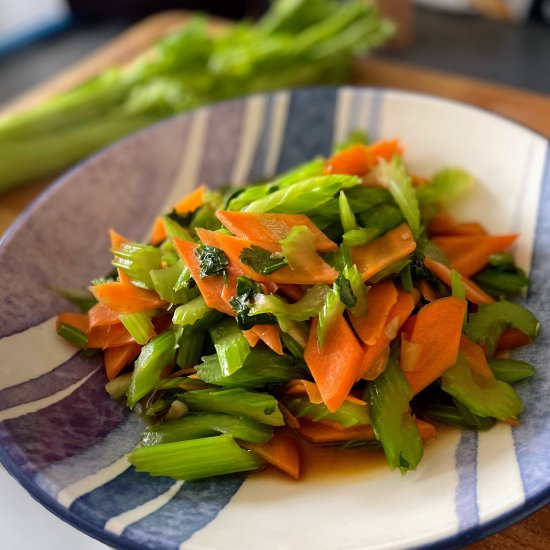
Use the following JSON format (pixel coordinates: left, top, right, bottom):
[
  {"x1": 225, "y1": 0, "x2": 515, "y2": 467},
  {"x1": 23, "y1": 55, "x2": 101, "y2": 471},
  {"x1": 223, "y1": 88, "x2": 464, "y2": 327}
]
[
  {"x1": 343, "y1": 264, "x2": 368, "y2": 317},
  {"x1": 172, "y1": 295, "x2": 221, "y2": 328},
  {"x1": 488, "y1": 358, "x2": 536, "y2": 384},
  {"x1": 191, "y1": 204, "x2": 223, "y2": 232},
  {"x1": 280, "y1": 331, "x2": 304, "y2": 358},
  {"x1": 112, "y1": 241, "x2": 162, "y2": 289},
  {"x1": 227, "y1": 182, "x2": 275, "y2": 211},
  {"x1": 357, "y1": 203, "x2": 404, "y2": 230},
  {"x1": 142, "y1": 413, "x2": 274, "y2": 446},
  {"x1": 129, "y1": 434, "x2": 263, "y2": 480},
  {"x1": 281, "y1": 225, "x2": 318, "y2": 271},
  {"x1": 441, "y1": 353, "x2": 522, "y2": 420},
  {"x1": 156, "y1": 376, "x2": 207, "y2": 391},
  {"x1": 465, "y1": 301, "x2": 539, "y2": 356},
  {"x1": 417, "y1": 168, "x2": 474, "y2": 207},
  {"x1": 52, "y1": 287, "x2": 96, "y2": 313},
  {"x1": 277, "y1": 316, "x2": 309, "y2": 348},
  {"x1": 176, "y1": 327, "x2": 206, "y2": 369},
  {"x1": 450, "y1": 268, "x2": 466, "y2": 299},
  {"x1": 335, "y1": 274, "x2": 356, "y2": 308},
  {"x1": 284, "y1": 396, "x2": 370, "y2": 427},
  {"x1": 150, "y1": 260, "x2": 198, "y2": 304},
  {"x1": 57, "y1": 323, "x2": 88, "y2": 347},
  {"x1": 229, "y1": 276, "x2": 278, "y2": 330},
  {"x1": 244, "y1": 175, "x2": 361, "y2": 214},
  {"x1": 324, "y1": 243, "x2": 353, "y2": 272},
  {"x1": 174, "y1": 264, "x2": 194, "y2": 292},
  {"x1": 119, "y1": 312, "x2": 155, "y2": 345},
  {"x1": 209, "y1": 318, "x2": 250, "y2": 376},
  {"x1": 342, "y1": 227, "x2": 382, "y2": 247},
  {"x1": 364, "y1": 358, "x2": 423, "y2": 473},
  {"x1": 338, "y1": 191, "x2": 358, "y2": 232},
  {"x1": 127, "y1": 328, "x2": 180, "y2": 407},
  {"x1": 400, "y1": 264, "x2": 414, "y2": 292},
  {"x1": 181, "y1": 388, "x2": 285, "y2": 426},
  {"x1": 162, "y1": 216, "x2": 195, "y2": 241},
  {"x1": 250, "y1": 284, "x2": 329, "y2": 321},
  {"x1": 275, "y1": 157, "x2": 325, "y2": 188},
  {"x1": 474, "y1": 253, "x2": 530, "y2": 298},
  {"x1": 368, "y1": 157, "x2": 420, "y2": 237},
  {"x1": 196, "y1": 348, "x2": 305, "y2": 388},
  {"x1": 105, "y1": 372, "x2": 132, "y2": 401},
  {"x1": 421, "y1": 402, "x2": 495, "y2": 431},
  {"x1": 317, "y1": 284, "x2": 344, "y2": 346}
]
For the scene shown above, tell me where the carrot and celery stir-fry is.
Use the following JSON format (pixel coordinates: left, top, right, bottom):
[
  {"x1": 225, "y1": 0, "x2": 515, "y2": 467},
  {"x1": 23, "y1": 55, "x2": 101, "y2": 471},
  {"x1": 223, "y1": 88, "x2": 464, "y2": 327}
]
[{"x1": 56, "y1": 134, "x2": 539, "y2": 480}]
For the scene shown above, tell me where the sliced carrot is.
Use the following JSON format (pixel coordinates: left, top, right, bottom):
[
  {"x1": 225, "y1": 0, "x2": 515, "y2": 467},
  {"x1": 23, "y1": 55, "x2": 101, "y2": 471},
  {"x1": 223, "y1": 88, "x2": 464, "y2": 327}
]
[
  {"x1": 282, "y1": 379, "x2": 324, "y2": 403},
  {"x1": 325, "y1": 139, "x2": 403, "y2": 176},
  {"x1": 215, "y1": 211, "x2": 337, "y2": 252},
  {"x1": 250, "y1": 324, "x2": 284, "y2": 355},
  {"x1": 431, "y1": 234, "x2": 518, "y2": 277},
  {"x1": 172, "y1": 237, "x2": 234, "y2": 316},
  {"x1": 109, "y1": 229, "x2": 131, "y2": 284},
  {"x1": 417, "y1": 279, "x2": 439, "y2": 303},
  {"x1": 428, "y1": 211, "x2": 487, "y2": 237},
  {"x1": 298, "y1": 418, "x2": 376, "y2": 444},
  {"x1": 459, "y1": 335, "x2": 494, "y2": 385},
  {"x1": 242, "y1": 329, "x2": 261, "y2": 347},
  {"x1": 56, "y1": 312, "x2": 89, "y2": 333},
  {"x1": 400, "y1": 314, "x2": 417, "y2": 340},
  {"x1": 104, "y1": 342, "x2": 141, "y2": 380},
  {"x1": 403, "y1": 296, "x2": 467, "y2": 395},
  {"x1": 149, "y1": 217, "x2": 167, "y2": 245},
  {"x1": 199, "y1": 229, "x2": 337, "y2": 285},
  {"x1": 348, "y1": 279, "x2": 398, "y2": 345},
  {"x1": 90, "y1": 281, "x2": 167, "y2": 314},
  {"x1": 88, "y1": 302, "x2": 120, "y2": 328},
  {"x1": 424, "y1": 257, "x2": 494, "y2": 305},
  {"x1": 278, "y1": 402, "x2": 301, "y2": 429},
  {"x1": 357, "y1": 288, "x2": 417, "y2": 380},
  {"x1": 277, "y1": 283, "x2": 304, "y2": 302},
  {"x1": 174, "y1": 185, "x2": 206, "y2": 214},
  {"x1": 247, "y1": 432, "x2": 300, "y2": 479},
  {"x1": 496, "y1": 327, "x2": 531, "y2": 351},
  {"x1": 87, "y1": 323, "x2": 134, "y2": 349},
  {"x1": 304, "y1": 316, "x2": 364, "y2": 412},
  {"x1": 351, "y1": 223, "x2": 416, "y2": 282}
]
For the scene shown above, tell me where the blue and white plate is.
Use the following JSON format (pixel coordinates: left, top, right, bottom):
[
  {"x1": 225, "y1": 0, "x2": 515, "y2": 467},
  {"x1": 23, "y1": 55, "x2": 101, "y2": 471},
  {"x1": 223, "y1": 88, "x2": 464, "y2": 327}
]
[{"x1": 0, "y1": 87, "x2": 548, "y2": 550}]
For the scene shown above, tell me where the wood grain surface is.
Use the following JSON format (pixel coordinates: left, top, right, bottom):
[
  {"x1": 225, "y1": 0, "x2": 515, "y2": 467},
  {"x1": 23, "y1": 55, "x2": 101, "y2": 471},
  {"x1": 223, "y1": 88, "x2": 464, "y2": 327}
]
[{"x1": 0, "y1": 11, "x2": 548, "y2": 549}]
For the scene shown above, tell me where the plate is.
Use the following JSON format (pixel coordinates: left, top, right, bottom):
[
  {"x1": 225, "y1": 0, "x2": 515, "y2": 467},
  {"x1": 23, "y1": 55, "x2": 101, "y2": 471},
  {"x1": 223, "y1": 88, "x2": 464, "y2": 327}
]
[{"x1": 0, "y1": 87, "x2": 549, "y2": 550}]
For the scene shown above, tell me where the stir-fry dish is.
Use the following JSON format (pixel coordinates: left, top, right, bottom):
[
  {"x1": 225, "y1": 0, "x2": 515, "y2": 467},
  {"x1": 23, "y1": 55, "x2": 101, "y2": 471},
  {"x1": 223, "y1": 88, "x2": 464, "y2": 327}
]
[{"x1": 56, "y1": 134, "x2": 539, "y2": 481}]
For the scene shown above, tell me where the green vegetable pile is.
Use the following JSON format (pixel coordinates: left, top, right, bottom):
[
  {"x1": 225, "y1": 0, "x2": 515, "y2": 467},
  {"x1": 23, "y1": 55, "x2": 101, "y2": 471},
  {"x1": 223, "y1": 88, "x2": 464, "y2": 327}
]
[
  {"x1": 56, "y1": 133, "x2": 540, "y2": 481},
  {"x1": 0, "y1": 0, "x2": 393, "y2": 192}
]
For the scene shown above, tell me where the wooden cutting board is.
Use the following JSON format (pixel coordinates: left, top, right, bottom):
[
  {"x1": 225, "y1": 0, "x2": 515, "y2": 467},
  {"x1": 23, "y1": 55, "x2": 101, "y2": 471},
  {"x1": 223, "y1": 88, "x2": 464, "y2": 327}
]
[{"x1": 0, "y1": 11, "x2": 548, "y2": 549}]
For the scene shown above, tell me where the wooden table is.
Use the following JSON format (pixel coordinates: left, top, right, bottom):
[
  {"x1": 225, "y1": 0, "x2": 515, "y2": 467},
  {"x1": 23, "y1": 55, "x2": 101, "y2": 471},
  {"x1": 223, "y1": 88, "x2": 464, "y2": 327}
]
[{"x1": 1, "y1": 11, "x2": 548, "y2": 549}]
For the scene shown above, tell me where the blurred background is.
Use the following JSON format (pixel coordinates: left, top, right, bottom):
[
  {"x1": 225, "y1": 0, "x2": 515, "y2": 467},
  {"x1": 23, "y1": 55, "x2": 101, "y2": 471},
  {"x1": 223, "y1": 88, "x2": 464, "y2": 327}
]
[{"x1": 0, "y1": 0, "x2": 549, "y2": 105}]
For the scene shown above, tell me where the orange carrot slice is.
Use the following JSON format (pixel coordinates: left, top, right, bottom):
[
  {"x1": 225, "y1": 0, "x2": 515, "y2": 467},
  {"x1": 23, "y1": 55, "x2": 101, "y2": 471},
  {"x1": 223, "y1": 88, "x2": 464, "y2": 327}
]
[
  {"x1": 250, "y1": 324, "x2": 283, "y2": 355},
  {"x1": 90, "y1": 282, "x2": 167, "y2": 314},
  {"x1": 174, "y1": 185, "x2": 205, "y2": 214},
  {"x1": 424, "y1": 257, "x2": 494, "y2": 305},
  {"x1": 109, "y1": 229, "x2": 132, "y2": 285},
  {"x1": 215, "y1": 211, "x2": 337, "y2": 252},
  {"x1": 248, "y1": 432, "x2": 300, "y2": 479},
  {"x1": 431, "y1": 234, "x2": 518, "y2": 277},
  {"x1": 348, "y1": 279, "x2": 398, "y2": 345},
  {"x1": 88, "y1": 302, "x2": 120, "y2": 328},
  {"x1": 417, "y1": 279, "x2": 439, "y2": 302},
  {"x1": 428, "y1": 211, "x2": 487, "y2": 237},
  {"x1": 304, "y1": 316, "x2": 364, "y2": 412},
  {"x1": 351, "y1": 223, "x2": 416, "y2": 281},
  {"x1": 277, "y1": 284, "x2": 304, "y2": 302},
  {"x1": 242, "y1": 329, "x2": 261, "y2": 347},
  {"x1": 357, "y1": 288, "x2": 417, "y2": 380},
  {"x1": 325, "y1": 139, "x2": 403, "y2": 176},
  {"x1": 459, "y1": 335, "x2": 494, "y2": 384},
  {"x1": 56, "y1": 312, "x2": 89, "y2": 333},
  {"x1": 496, "y1": 327, "x2": 531, "y2": 351},
  {"x1": 172, "y1": 237, "x2": 234, "y2": 316},
  {"x1": 104, "y1": 342, "x2": 141, "y2": 380},
  {"x1": 403, "y1": 296, "x2": 467, "y2": 395},
  {"x1": 149, "y1": 217, "x2": 167, "y2": 245},
  {"x1": 198, "y1": 228, "x2": 337, "y2": 285}
]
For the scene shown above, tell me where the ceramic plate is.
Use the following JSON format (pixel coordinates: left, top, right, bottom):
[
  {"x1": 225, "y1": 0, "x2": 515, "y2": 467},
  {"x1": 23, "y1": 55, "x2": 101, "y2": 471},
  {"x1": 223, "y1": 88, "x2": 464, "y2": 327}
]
[{"x1": 0, "y1": 87, "x2": 549, "y2": 550}]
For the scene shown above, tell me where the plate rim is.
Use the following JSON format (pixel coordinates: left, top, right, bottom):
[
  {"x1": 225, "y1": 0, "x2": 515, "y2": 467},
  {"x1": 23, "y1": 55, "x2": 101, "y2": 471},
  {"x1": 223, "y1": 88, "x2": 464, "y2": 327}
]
[{"x1": 0, "y1": 85, "x2": 548, "y2": 550}]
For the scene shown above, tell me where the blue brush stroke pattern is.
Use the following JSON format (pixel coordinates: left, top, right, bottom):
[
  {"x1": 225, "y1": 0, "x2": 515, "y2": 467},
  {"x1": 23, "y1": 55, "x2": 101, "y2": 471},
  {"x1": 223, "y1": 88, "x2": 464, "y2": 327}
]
[{"x1": 454, "y1": 431, "x2": 480, "y2": 531}]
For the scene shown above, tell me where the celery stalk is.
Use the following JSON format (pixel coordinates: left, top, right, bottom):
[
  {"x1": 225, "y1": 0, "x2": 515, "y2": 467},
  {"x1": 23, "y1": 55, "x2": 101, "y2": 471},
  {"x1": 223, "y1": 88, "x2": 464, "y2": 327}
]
[
  {"x1": 119, "y1": 312, "x2": 155, "y2": 345},
  {"x1": 176, "y1": 327, "x2": 206, "y2": 369},
  {"x1": 128, "y1": 434, "x2": 264, "y2": 480},
  {"x1": 488, "y1": 358, "x2": 536, "y2": 384},
  {"x1": 209, "y1": 318, "x2": 250, "y2": 376},
  {"x1": 284, "y1": 396, "x2": 370, "y2": 427}
]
